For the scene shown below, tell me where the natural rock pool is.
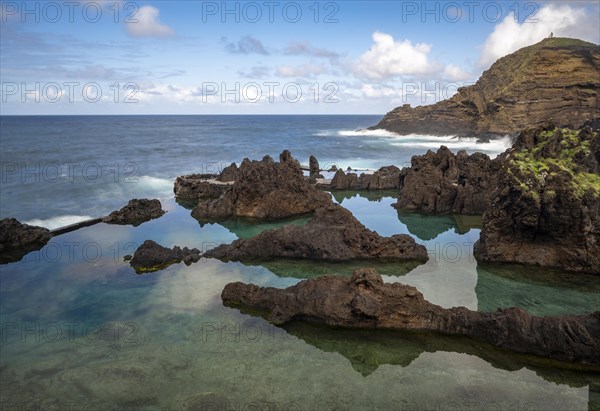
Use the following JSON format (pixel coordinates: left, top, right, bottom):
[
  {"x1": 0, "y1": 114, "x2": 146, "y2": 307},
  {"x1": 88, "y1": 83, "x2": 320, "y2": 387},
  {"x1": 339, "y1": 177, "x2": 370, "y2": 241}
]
[{"x1": 1, "y1": 192, "x2": 598, "y2": 410}]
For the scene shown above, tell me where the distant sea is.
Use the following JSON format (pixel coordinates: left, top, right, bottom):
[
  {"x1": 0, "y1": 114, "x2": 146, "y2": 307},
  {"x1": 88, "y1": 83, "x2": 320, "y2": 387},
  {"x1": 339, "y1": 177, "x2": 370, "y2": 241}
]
[{"x1": 0, "y1": 115, "x2": 511, "y2": 228}]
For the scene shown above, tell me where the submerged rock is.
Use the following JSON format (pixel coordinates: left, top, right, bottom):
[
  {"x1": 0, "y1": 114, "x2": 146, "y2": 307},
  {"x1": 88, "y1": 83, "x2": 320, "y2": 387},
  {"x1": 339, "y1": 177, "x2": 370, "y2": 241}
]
[
  {"x1": 222, "y1": 268, "x2": 600, "y2": 365},
  {"x1": 0, "y1": 218, "x2": 51, "y2": 264},
  {"x1": 394, "y1": 146, "x2": 503, "y2": 215},
  {"x1": 103, "y1": 199, "x2": 165, "y2": 227},
  {"x1": 192, "y1": 151, "x2": 332, "y2": 221},
  {"x1": 204, "y1": 204, "x2": 428, "y2": 263},
  {"x1": 474, "y1": 124, "x2": 600, "y2": 274},
  {"x1": 129, "y1": 240, "x2": 201, "y2": 273}
]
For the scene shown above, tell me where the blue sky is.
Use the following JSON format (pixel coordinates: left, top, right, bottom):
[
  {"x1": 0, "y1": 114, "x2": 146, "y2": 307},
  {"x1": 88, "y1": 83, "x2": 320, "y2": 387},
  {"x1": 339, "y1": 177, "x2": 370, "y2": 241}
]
[{"x1": 1, "y1": 0, "x2": 599, "y2": 114}]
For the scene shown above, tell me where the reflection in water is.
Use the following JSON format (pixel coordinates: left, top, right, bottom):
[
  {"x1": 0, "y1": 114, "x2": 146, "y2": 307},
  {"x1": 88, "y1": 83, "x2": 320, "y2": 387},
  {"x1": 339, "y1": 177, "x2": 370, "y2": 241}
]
[
  {"x1": 229, "y1": 258, "x2": 422, "y2": 279},
  {"x1": 331, "y1": 190, "x2": 398, "y2": 204},
  {"x1": 396, "y1": 209, "x2": 482, "y2": 241},
  {"x1": 281, "y1": 321, "x2": 599, "y2": 389},
  {"x1": 216, "y1": 215, "x2": 312, "y2": 239},
  {"x1": 1, "y1": 196, "x2": 598, "y2": 410},
  {"x1": 476, "y1": 263, "x2": 600, "y2": 316}
]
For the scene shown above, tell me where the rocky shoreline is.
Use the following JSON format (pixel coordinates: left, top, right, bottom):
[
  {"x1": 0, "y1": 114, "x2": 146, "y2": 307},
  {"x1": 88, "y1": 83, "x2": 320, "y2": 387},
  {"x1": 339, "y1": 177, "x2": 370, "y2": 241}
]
[
  {"x1": 369, "y1": 38, "x2": 599, "y2": 138},
  {"x1": 474, "y1": 123, "x2": 600, "y2": 274},
  {"x1": 1, "y1": 119, "x2": 597, "y2": 368}
]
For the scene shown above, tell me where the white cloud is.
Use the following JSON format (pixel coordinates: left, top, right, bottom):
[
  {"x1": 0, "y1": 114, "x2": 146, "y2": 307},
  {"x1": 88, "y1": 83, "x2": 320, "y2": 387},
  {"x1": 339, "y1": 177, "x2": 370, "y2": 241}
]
[
  {"x1": 361, "y1": 84, "x2": 399, "y2": 99},
  {"x1": 354, "y1": 32, "x2": 436, "y2": 80},
  {"x1": 479, "y1": 4, "x2": 599, "y2": 67},
  {"x1": 125, "y1": 5, "x2": 174, "y2": 38},
  {"x1": 442, "y1": 64, "x2": 472, "y2": 81}
]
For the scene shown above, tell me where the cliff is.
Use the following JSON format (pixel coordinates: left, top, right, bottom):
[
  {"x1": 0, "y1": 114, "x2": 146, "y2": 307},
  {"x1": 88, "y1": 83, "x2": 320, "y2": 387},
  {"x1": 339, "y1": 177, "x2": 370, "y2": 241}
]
[
  {"x1": 370, "y1": 38, "x2": 600, "y2": 138},
  {"x1": 474, "y1": 122, "x2": 600, "y2": 274}
]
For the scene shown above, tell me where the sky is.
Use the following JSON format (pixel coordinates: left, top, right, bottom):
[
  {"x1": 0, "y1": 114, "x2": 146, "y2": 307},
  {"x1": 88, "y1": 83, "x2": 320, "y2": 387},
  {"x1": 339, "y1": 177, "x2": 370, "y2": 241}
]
[{"x1": 1, "y1": 0, "x2": 599, "y2": 114}]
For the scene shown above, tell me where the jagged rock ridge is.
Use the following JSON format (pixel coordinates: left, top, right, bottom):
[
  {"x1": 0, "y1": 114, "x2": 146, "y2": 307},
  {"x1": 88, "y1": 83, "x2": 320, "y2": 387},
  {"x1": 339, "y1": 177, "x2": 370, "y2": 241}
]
[
  {"x1": 205, "y1": 204, "x2": 428, "y2": 263},
  {"x1": 222, "y1": 268, "x2": 600, "y2": 365}
]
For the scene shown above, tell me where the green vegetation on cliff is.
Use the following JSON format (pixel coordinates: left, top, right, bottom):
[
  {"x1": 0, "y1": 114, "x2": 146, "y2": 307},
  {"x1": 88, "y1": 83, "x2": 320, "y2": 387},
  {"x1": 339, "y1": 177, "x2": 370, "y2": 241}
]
[{"x1": 509, "y1": 127, "x2": 599, "y2": 198}]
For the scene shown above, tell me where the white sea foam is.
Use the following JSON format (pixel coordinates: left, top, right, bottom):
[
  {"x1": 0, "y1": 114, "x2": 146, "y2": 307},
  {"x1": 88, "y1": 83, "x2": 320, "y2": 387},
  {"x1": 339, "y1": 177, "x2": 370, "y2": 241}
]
[
  {"x1": 391, "y1": 135, "x2": 512, "y2": 154},
  {"x1": 315, "y1": 129, "x2": 401, "y2": 137},
  {"x1": 135, "y1": 175, "x2": 173, "y2": 192},
  {"x1": 25, "y1": 215, "x2": 94, "y2": 230},
  {"x1": 97, "y1": 175, "x2": 174, "y2": 200},
  {"x1": 318, "y1": 128, "x2": 512, "y2": 157}
]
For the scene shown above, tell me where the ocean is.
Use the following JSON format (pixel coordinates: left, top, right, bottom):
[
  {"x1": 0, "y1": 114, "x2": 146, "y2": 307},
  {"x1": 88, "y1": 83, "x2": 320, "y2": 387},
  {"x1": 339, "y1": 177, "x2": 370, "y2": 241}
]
[
  {"x1": 1, "y1": 115, "x2": 597, "y2": 410},
  {"x1": 0, "y1": 115, "x2": 510, "y2": 228}
]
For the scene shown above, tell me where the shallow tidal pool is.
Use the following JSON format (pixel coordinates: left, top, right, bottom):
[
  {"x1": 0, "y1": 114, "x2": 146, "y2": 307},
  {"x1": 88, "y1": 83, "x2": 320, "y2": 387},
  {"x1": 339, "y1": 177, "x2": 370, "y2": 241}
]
[{"x1": 1, "y1": 192, "x2": 599, "y2": 410}]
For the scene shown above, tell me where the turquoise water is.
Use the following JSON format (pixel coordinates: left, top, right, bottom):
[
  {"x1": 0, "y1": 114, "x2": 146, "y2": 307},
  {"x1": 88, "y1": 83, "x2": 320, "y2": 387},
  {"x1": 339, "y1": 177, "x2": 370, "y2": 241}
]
[{"x1": 1, "y1": 192, "x2": 599, "y2": 410}]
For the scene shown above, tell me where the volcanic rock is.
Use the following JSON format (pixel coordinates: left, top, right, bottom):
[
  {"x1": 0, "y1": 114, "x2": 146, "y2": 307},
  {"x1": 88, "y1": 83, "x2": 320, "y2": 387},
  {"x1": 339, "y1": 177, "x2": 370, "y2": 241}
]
[
  {"x1": 474, "y1": 124, "x2": 600, "y2": 274},
  {"x1": 309, "y1": 155, "x2": 322, "y2": 179},
  {"x1": 129, "y1": 240, "x2": 201, "y2": 273},
  {"x1": 222, "y1": 268, "x2": 600, "y2": 365},
  {"x1": 216, "y1": 162, "x2": 239, "y2": 182},
  {"x1": 192, "y1": 151, "x2": 332, "y2": 221},
  {"x1": 204, "y1": 204, "x2": 428, "y2": 263},
  {"x1": 329, "y1": 166, "x2": 401, "y2": 190},
  {"x1": 174, "y1": 174, "x2": 231, "y2": 202},
  {"x1": 103, "y1": 199, "x2": 165, "y2": 226},
  {"x1": 0, "y1": 218, "x2": 51, "y2": 264},
  {"x1": 370, "y1": 38, "x2": 600, "y2": 137},
  {"x1": 174, "y1": 163, "x2": 238, "y2": 203},
  {"x1": 394, "y1": 146, "x2": 503, "y2": 214}
]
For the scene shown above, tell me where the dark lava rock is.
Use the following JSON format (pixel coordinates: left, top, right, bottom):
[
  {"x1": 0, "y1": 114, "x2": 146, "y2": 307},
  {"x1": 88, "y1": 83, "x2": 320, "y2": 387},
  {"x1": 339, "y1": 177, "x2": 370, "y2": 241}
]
[
  {"x1": 0, "y1": 218, "x2": 51, "y2": 264},
  {"x1": 370, "y1": 38, "x2": 600, "y2": 137},
  {"x1": 308, "y1": 155, "x2": 323, "y2": 179},
  {"x1": 330, "y1": 165, "x2": 401, "y2": 190},
  {"x1": 174, "y1": 164, "x2": 238, "y2": 202},
  {"x1": 330, "y1": 169, "x2": 372, "y2": 190},
  {"x1": 215, "y1": 162, "x2": 239, "y2": 182},
  {"x1": 174, "y1": 174, "x2": 231, "y2": 202},
  {"x1": 474, "y1": 124, "x2": 600, "y2": 274},
  {"x1": 394, "y1": 146, "x2": 503, "y2": 215},
  {"x1": 103, "y1": 199, "x2": 165, "y2": 227},
  {"x1": 222, "y1": 268, "x2": 600, "y2": 365},
  {"x1": 129, "y1": 240, "x2": 201, "y2": 273},
  {"x1": 192, "y1": 151, "x2": 332, "y2": 221},
  {"x1": 204, "y1": 204, "x2": 428, "y2": 263}
]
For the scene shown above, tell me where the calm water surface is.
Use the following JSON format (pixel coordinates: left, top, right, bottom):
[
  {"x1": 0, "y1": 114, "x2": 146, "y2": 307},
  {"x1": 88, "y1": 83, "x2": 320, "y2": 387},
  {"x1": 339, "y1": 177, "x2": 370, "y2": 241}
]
[{"x1": 0, "y1": 116, "x2": 598, "y2": 410}]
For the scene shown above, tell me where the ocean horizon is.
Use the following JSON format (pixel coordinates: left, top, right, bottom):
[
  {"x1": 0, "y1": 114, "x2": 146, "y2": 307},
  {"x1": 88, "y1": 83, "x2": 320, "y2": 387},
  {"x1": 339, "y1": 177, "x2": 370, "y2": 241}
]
[{"x1": 0, "y1": 115, "x2": 511, "y2": 229}]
